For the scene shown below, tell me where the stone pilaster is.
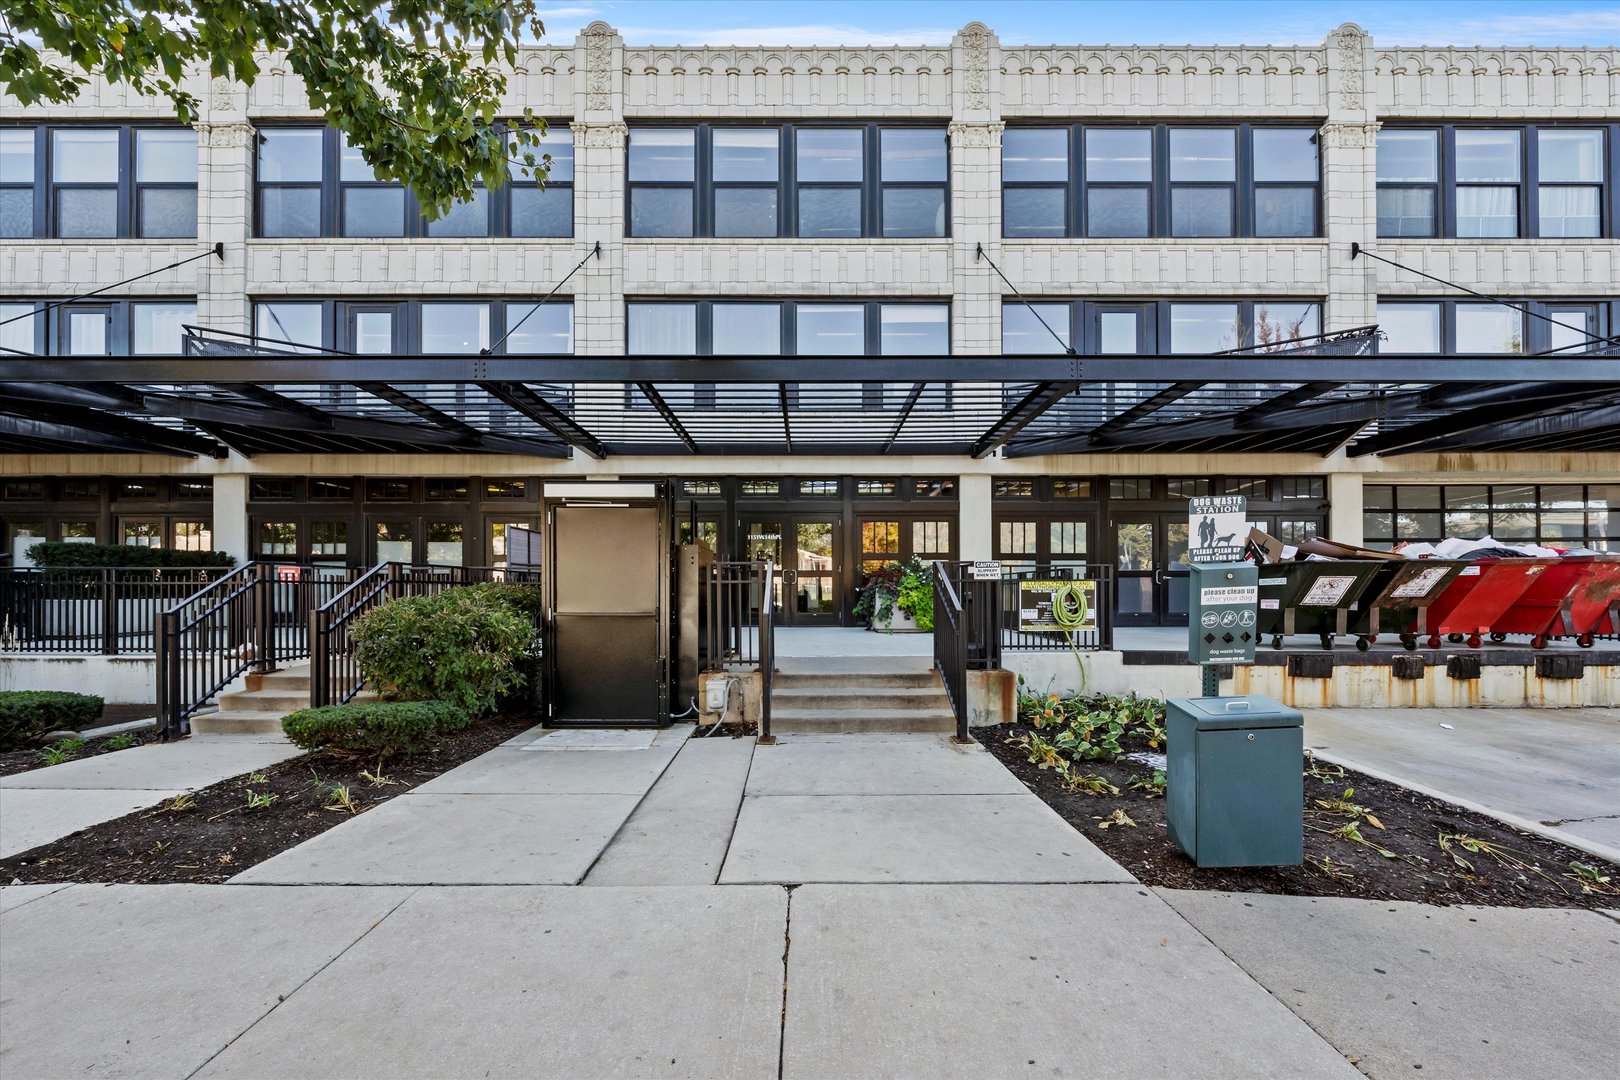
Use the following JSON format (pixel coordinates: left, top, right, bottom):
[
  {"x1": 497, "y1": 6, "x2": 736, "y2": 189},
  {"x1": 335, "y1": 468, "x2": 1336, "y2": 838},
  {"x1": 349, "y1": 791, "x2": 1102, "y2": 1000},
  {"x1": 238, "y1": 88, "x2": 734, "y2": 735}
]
[
  {"x1": 949, "y1": 23, "x2": 1004, "y2": 357},
  {"x1": 572, "y1": 23, "x2": 626, "y2": 355},
  {"x1": 1321, "y1": 23, "x2": 1379, "y2": 330}
]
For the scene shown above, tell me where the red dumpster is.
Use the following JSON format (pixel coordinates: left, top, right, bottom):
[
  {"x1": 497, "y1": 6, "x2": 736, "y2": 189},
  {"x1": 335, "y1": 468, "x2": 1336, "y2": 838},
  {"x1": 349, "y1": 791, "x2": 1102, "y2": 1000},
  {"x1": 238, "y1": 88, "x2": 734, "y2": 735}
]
[
  {"x1": 1420, "y1": 558, "x2": 1553, "y2": 649},
  {"x1": 1555, "y1": 554, "x2": 1620, "y2": 648},
  {"x1": 1487, "y1": 555, "x2": 1594, "y2": 649}
]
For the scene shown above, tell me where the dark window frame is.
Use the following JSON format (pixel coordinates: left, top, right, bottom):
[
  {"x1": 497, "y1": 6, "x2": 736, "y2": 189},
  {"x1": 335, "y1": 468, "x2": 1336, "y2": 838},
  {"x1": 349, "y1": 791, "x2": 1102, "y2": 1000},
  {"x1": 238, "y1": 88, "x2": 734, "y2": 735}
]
[
  {"x1": 250, "y1": 296, "x2": 575, "y2": 355},
  {"x1": 624, "y1": 297, "x2": 952, "y2": 410},
  {"x1": 1001, "y1": 122, "x2": 1321, "y2": 240},
  {"x1": 1374, "y1": 297, "x2": 1617, "y2": 355},
  {"x1": 0, "y1": 297, "x2": 198, "y2": 355},
  {"x1": 1377, "y1": 123, "x2": 1618, "y2": 240},
  {"x1": 1363, "y1": 483, "x2": 1615, "y2": 549},
  {"x1": 254, "y1": 123, "x2": 575, "y2": 239},
  {"x1": 999, "y1": 297, "x2": 1324, "y2": 354},
  {"x1": 625, "y1": 121, "x2": 950, "y2": 239},
  {"x1": 1, "y1": 123, "x2": 198, "y2": 240}
]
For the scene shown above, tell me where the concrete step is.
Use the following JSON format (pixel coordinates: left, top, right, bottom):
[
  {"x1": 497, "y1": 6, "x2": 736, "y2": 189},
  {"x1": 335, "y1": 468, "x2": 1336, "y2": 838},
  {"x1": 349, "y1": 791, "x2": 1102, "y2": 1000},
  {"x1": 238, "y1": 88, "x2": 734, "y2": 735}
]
[
  {"x1": 190, "y1": 711, "x2": 288, "y2": 736},
  {"x1": 770, "y1": 708, "x2": 956, "y2": 734},
  {"x1": 773, "y1": 671, "x2": 940, "y2": 690},
  {"x1": 771, "y1": 687, "x2": 951, "y2": 711},
  {"x1": 245, "y1": 663, "x2": 312, "y2": 693},
  {"x1": 216, "y1": 689, "x2": 310, "y2": 713},
  {"x1": 775, "y1": 655, "x2": 934, "y2": 676}
]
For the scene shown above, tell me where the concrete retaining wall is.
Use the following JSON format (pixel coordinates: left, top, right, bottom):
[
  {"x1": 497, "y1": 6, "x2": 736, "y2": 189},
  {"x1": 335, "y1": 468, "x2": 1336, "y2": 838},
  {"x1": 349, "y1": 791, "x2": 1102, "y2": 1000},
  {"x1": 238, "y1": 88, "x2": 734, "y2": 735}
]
[
  {"x1": 1, "y1": 655, "x2": 157, "y2": 703},
  {"x1": 999, "y1": 651, "x2": 1618, "y2": 709}
]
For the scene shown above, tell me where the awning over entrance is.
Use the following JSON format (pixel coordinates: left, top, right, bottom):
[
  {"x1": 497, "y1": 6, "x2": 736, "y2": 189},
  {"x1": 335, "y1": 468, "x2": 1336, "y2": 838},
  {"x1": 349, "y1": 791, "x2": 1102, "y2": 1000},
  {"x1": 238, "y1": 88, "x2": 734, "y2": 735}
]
[{"x1": 0, "y1": 328, "x2": 1615, "y2": 459}]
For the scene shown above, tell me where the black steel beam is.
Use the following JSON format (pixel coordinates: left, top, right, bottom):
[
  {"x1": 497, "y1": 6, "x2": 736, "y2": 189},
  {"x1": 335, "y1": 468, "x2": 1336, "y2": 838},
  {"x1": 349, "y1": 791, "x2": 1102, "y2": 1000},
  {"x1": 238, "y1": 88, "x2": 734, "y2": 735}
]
[
  {"x1": 778, "y1": 383, "x2": 793, "y2": 452},
  {"x1": 1389, "y1": 403, "x2": 1620, "y2": 455},
  {"x1": 969, "y1": 381, "x2": 1080, "y2": 458},
  {"x1": 0, "y1": 411, "x2": 215, "y2": 457},
  {"x1": 354, "y1": 383, "x2": 569, "y2": 458},
  {"x1": 883, "y1": 383, "x2": 929, "y2": 454},
  {"x1": 1232, "y1": 381, "x2": 1345, "y2": 423},
  {"x1": 635, "y1": 382, "x2": 700, "y2": 453},
  {"x1": 479, "y1": 382, "x2": 608, "y2": 460},
  {"x1": 141, "y1": 393, "x2": 477, "y2": 449},
  {"x1": 4, "y1": 382, "x2": 147, "y2": 411},
  {"x1": 1011, "y1": 381, "x2": 1203, "y2": 454},
  {"x1": 1348, "y1": 390, "x2": 1620, "y2": 457},
  {"x1": 7, "y1": 353, "x2": 1617, "y2": 385}
]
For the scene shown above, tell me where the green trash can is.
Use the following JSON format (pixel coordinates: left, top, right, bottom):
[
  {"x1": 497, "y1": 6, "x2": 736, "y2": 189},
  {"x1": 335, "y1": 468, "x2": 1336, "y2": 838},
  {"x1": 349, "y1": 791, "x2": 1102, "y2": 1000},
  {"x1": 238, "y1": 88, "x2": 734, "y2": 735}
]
[{"x1": 1167, "y1": 695, "x2": 1303, "y2": 868}]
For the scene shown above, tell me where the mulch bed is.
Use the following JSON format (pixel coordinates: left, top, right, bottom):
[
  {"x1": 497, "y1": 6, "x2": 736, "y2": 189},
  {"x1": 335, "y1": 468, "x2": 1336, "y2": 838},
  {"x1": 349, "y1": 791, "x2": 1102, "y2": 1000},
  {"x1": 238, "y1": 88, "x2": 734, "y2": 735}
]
[
  {"x1": 695, "y1": 720, "x2": 758, "y2": 738},
  {"x1": 0, "y1": 714, "x2": 537, "y2": 885},
  {"x1": 982, "y1": 719, "x2": 1620, "y2": 909},
  {"x1": 0, "y1": 704, "x2": 161, "y2": 779}
]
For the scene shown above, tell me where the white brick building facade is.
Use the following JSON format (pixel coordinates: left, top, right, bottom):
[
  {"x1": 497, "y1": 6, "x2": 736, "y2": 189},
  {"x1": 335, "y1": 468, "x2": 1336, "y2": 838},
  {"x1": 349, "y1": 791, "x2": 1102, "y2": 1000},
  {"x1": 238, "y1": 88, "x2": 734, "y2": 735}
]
[{"x1": 2, "y1": 21, "x2": 1617, "y2": 622}]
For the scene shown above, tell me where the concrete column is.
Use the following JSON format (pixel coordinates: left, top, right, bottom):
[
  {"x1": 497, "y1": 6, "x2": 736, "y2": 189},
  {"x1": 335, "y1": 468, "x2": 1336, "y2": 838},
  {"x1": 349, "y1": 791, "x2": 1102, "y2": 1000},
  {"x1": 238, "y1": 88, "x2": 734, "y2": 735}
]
[
  {"x1": 1320, "y1": 23, "x2": 1379, "y2": 331},
  {"x1": 571, "y1": 23, "x2": 626, "y2": 356},
  {"x1": 958, "y1": 473, "x2": 994, "y2": 559},
  {"x1": 1327, "y1": 472, "x2": 1364, "y2": 546},
  {"x1": 212, "y1": 474, "x2": 250, "y2": 564}
]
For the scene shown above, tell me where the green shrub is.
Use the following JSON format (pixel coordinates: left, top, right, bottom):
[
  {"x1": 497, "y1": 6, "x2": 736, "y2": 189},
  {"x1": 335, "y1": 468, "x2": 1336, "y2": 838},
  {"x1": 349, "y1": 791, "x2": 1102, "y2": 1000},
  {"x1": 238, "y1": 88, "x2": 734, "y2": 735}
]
[
  {"x1": 281, "y1": 700, "x2": 471, "y2": 757},
  {"x1": 458, "y1": 581, "x2": 543, "y2": 621},
  {"x1": 350, "y1": 587, "x2": 535, "y2": 714},
  {"x1": 0, "y1": 691, "x2": 105, "y2": 751},
  {"x1": 25, "y1": 542, "x2": 235, "y2": 568}
]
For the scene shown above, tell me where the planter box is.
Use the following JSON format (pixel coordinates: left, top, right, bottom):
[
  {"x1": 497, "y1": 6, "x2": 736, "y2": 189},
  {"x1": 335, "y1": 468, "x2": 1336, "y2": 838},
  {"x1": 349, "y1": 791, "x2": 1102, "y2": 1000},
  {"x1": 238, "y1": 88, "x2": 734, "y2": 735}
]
[{"x1": 870, "y1": 609, "x2": 926, "y2": 633}]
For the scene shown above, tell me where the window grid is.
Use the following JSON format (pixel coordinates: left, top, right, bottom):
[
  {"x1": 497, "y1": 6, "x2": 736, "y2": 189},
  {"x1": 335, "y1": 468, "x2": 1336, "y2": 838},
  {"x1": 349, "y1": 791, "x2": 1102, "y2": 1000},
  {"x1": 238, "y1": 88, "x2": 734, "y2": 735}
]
[
  {"x1": 0, "y1": 298, "x2": 196, "y2": 355},
  {"x1": 256, "y1": 124, "x2": 574, "y2": 239},
  {"x1": 1, "y1": 124, "x2": 197, "y2": 239},
  {"x1": 627, "y1": 123, "x2": 949, "y2": 239},
  {"x1": 1377, "y1": 124, "x2": 1617, "y2": 239},
  {"x1": 251, "y1": 298, "x2": 574, "y2": 355},
  {"x1": 1000, "y1": 298, "x2": 1323, "y2": 355},
  {"x1": 1003, "y1": 123, "x2": 1320, "y2": 239},
  {"x1": 1375, "y1": 298, "x2": 1616, "y2": 355},
  {"x1": 1363, "y1": 484, "x2": 1618, "y2": 550}
]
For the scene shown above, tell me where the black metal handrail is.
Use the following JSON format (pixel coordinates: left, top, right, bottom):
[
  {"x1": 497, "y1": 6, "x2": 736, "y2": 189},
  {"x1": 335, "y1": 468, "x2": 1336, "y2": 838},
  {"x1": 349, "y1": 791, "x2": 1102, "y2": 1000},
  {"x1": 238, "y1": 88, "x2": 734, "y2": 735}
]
[
  {"x1": 760, "y1": 562, "x2": 775, "y2": 741},
  {"x1": 308, "y1": 562, "x2": 542, "y2": 708},
  {"x1": 156, "y1": 562, "x2": 367, "y2": 738},
  {"x1": 1, "y1": 566, "x2": 231, "y2": 655},
  {"x1": 932, "y1": 561, "x2": 970, "y2": 741}
]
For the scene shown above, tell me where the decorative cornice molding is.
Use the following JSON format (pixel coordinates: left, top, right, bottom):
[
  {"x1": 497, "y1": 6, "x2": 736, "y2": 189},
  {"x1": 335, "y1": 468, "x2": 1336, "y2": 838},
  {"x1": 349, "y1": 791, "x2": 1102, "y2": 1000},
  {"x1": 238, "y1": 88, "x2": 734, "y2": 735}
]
[
  {"x1": 948, "y1": 121, "x2": 1005, "y2": 148},
  {"x1": 1318, "y1": 121, "x2": 1380, "y2": 149},
  {"x1": 571, "y1": 121, "x2": 627, "y2": 148}
]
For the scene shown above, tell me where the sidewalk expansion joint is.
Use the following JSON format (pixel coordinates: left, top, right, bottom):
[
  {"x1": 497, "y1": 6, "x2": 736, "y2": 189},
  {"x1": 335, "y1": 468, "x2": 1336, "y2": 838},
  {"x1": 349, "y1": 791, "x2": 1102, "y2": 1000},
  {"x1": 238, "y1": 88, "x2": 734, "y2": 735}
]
[
  {"x1": 182, "y1": 885, "x2": 422, "y2": 1079},
  {"x1": 777, "y1": 886, "x2": 793, "y2": 1080}
]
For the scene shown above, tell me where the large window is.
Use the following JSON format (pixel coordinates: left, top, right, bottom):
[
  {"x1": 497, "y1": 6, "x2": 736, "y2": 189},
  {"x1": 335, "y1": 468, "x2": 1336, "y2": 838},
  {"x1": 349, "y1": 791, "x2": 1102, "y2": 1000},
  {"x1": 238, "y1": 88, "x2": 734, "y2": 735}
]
[
  {"x1": 253, "y1": 299, "x2": 573, "y2": 354},
  {"x1": 1001, "y1": 299, "x2": 1321, "y2": 354},
  {"x1": 255, "y1": 125, "x2": 573, "y2": 238},
  {"x1": 1376, "y1": 298, "x2": 1616, "y2": 354},
  {"x1": 1365, "y1": 484, "x2": 1619, "y2": 551},
  {"x1": 627, "y1": 299, "x2": 950, "y2": 408},
  {"x1": 0, "y1": 298, "x2": 195, "y2": 355},
  {"x1": 0, "y1": 125, "x2": 197, "y2": 239},
  {"x1": 626, "y1": 124, "x2": 948, "y2": 238},
  {"x1": 1002, "y1": 124, "x2": 1320, "y2": 239},
  {"x1": 1377, "y1": 125, "x2": 1614, "y2": 239}
]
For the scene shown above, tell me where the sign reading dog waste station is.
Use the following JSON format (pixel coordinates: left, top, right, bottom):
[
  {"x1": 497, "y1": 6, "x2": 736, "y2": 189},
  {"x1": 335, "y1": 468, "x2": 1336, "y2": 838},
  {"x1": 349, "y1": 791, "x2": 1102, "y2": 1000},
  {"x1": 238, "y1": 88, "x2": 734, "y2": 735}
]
[
  {"x1": 1188, "y1": 495, "x2": 1248, "y2": 563},
  {"x1": 1018, "y1": 579, "x2": 1098, "y2": 634}
]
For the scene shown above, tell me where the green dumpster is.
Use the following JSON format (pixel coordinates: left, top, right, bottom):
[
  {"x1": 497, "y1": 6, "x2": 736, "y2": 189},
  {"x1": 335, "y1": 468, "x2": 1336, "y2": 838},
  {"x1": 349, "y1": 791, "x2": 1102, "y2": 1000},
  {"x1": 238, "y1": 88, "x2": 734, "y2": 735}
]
[
  {"x1": 1255, "y1": 560, "x2": 1389, "y2": 650},
  {"x1": 1167, "y1": 695, "x2": 1303, "y2": 868}
]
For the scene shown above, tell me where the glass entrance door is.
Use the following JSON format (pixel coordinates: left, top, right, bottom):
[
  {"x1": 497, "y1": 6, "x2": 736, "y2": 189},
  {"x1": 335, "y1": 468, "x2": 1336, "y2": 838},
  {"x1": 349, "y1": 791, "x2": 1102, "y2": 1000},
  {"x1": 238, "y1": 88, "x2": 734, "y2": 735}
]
[
  {"x1": 1111, "y1": 514, "x2": 1190, "y2": 626},
  {"x1": 740, "y1": 516, "x2": 841, "y2": 626}
]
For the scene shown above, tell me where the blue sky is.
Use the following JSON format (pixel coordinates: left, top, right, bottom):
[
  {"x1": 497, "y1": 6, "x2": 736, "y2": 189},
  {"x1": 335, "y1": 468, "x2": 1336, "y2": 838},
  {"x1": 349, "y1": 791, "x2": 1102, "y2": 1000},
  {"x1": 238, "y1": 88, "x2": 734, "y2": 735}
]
[{"x1": 533, "y1": 1, "x2": 1620, "y2": 46}]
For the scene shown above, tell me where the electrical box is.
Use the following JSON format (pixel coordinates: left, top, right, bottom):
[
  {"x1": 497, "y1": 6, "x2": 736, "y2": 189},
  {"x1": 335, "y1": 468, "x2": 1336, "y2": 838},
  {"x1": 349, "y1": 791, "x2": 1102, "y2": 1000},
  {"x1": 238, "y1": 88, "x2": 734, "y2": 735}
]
[
  {"x1": 704, "y1": 678, "x2": 731, "y2": 714},
  {"x1": 1166, "y1": 695, "x2": 1304, "y2": 867},
  {"x1": 1188, "y1": 562, "x2": 1259, "y2": 665}
]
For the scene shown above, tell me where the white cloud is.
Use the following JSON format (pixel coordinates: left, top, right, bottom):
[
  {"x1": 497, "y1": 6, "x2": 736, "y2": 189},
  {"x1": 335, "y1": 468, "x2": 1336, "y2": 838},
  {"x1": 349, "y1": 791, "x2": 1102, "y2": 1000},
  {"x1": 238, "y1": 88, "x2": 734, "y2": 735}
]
[{"x1": 1372, "y1": 8, "x2": 1620, "y2": 46}]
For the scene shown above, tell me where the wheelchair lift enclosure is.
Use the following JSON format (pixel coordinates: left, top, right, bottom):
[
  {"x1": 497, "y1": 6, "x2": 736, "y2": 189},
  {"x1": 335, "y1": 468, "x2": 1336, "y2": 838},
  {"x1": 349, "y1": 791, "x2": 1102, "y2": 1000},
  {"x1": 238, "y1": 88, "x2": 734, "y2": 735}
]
[{"x1": 543, "y1": 482, "x2": 670, "y2": 726}]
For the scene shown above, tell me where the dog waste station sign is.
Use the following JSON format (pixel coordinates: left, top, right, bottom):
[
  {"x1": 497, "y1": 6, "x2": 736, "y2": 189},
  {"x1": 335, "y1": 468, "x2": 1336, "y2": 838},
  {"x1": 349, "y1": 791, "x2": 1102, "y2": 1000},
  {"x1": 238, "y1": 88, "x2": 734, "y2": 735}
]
[
  {"x1": 1186, "y1": 493, "x2": 1258, "y2": 678},
  {"x1": 1188, "y1": 495, "x2": 1249, "y2": 563}
]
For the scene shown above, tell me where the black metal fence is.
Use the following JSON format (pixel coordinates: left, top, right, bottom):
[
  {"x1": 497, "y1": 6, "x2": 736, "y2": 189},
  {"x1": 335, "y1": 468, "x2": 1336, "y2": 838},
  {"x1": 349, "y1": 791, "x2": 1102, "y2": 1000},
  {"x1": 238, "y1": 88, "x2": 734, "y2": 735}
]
[
  {"x1": 700, "y1": 560, "x2": 775, "y2": 738},
  {"x1": 933, "y1": 562, "x2": 1114, "y2": 660},
  {"x1": 309, "y1": 563, "x2": 542, "y2": 708},
  {"x1": 156, "y1": 563, "x2": 367, "y2": 738},
  {"x1": 932, "y1": 563, "x2": 971, "y2": 741},
  {"x1": 0, "y1": 566, "x2": 232, "y2": 655}
]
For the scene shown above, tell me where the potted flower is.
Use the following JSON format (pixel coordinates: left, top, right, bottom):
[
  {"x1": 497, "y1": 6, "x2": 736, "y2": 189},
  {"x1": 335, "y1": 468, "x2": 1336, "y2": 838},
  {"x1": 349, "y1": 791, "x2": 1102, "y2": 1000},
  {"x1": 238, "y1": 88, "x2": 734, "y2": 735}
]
[{"x1": 852, "y1": 557, "x2": 935, "y2": 633}]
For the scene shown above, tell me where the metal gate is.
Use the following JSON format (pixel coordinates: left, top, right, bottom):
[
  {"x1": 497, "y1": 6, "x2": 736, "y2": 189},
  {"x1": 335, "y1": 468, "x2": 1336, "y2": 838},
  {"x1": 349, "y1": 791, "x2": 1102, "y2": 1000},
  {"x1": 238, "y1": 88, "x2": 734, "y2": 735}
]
[{"x1": 544, "y1": 483, "x2": 670, "y2": 726}]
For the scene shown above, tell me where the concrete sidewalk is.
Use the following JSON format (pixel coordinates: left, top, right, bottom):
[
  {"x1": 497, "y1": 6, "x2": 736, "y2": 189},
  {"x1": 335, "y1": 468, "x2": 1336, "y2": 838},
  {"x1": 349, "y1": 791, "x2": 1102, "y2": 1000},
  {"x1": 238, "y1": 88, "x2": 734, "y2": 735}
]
[
  {"x1": 0, "y1": 735, "x2": 305, "y2": 858},
  {"x1": 1160, "y1": 890, "x2": 1620, "y2": 1080},
  {"x1": 1304, "y1": 707, "x2": 1620, "y2": 862},
  {"x1": 232, "y1": 725, "x2": 690, "y2": 885},
  {"x1": 0, "y1": 882, "x2": 1358, "y2": 1080}
]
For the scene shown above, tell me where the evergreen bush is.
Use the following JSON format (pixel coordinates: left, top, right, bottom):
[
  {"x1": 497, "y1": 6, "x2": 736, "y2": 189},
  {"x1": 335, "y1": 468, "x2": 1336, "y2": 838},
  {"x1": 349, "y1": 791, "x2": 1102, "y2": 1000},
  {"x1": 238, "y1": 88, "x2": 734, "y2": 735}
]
[
  {"x1": 281, "y1": 700, "x2": 471, "y2": 757},
  {"x1": 0, "y1": 690, "x2": 105, "y2": 750},
  {"x1": 350, "y1": 586, "x2": 535, "y2": 715}
]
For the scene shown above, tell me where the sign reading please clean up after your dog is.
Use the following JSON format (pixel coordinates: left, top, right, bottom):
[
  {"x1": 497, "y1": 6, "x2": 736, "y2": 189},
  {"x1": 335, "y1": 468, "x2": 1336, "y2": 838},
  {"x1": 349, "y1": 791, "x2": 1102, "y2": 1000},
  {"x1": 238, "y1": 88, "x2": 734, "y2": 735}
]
[{"x1": 1188, "y1": 495, "x2": 1247, "y2": 563}]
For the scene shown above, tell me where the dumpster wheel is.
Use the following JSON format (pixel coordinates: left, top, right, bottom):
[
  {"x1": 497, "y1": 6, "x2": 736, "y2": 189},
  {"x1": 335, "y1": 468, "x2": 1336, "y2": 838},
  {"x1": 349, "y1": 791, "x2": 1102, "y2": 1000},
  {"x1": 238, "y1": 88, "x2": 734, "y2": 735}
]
[
  {"x1": 1399, "y1": 633, "x2": 1418, "y2": 651},
  {"x1": 1490, "y1": 632, "x2": 1507, "y2": 643},
  {"x1": 1355, "y1": 636, "x2": 1370, "y2": 652},
  {"x1": 1531, "y1": 633, "x2": 1548, "y2": 649},
  {"x1": 1578, "y1": 632, "x2": 1594, "y2": 648},
  {"x1": 1318, "y1": 633, "x2": 1333, "y2": 651}
]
